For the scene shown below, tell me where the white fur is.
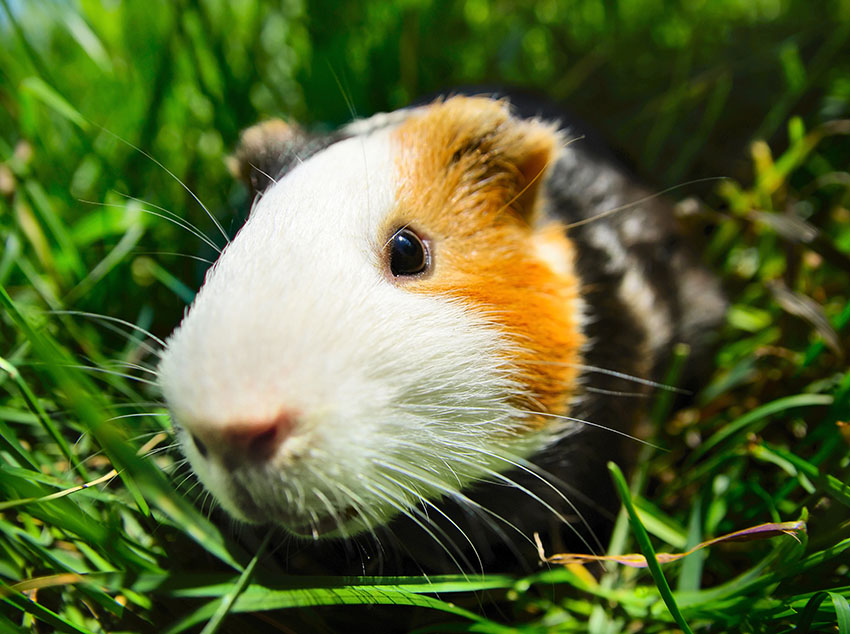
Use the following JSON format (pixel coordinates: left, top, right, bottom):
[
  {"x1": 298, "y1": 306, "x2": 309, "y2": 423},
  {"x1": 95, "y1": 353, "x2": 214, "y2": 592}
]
[{"x1": 158, "y1": 124, "x2": 554, "y2": 537}]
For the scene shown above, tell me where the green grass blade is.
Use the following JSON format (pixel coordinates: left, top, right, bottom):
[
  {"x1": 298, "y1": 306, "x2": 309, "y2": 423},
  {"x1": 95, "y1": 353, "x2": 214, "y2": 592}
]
[
  {"x1": 18, "y1": 76, "x2": 89, "y2": 131},
  {"x1": 754, "y1": 443, "x2": 850, "y2": 509},
  {"x1": 2, "y1": 591, "x2": 97, "y2": 634},
  {"x1": 797, "y1": 591, "x2": 828, "y2": 633},
  {"x1": 0, "y1": 354, "x2": 86, "y2": 478},
  {"x1": 0, "y1": 417, "x2": 39, "y2": 470},
  {"x1": 64, "y1": 222, "x2": 145, "y2": 304},
  {"x1": 608, "y1": 462, "x2": 694, "y2": 634},
  {"x1": 831, "y1": 592, "x2": 850, "y2": 633},
  {"x1": 1, "y1": 284, "x2": 246, "y2": 570},
  {"x1": 677, "y1": 497, "x2": 705, "y2": 593},
  {"x1": 689, "y1": 393, "x2": 834, "y2": 463},
  {"x1": 163, "y1": 583, "x2": 504, "y2": 634},
  {"x1": 23, "y1": 180, "x2": 85, "y2": 279},
  {"x1": 198, "y1": 530, "x2": 272, "y2": 634}
]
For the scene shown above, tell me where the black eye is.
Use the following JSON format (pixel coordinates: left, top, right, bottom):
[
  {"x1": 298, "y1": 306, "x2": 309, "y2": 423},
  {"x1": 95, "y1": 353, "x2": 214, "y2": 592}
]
[{"x1": 389, "y1": 228, "x2": 429, "y2": 277}]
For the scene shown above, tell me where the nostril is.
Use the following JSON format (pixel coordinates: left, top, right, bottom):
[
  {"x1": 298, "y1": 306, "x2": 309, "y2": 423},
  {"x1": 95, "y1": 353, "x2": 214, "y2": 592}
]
[
  {"x1": 182, "y1": 411, "x2": 296, "y2": 465},
  {"x1": 191, "y1": 433, "x2": 209, "y2": 458},
  {"x1": 247, "y1": 424, "x2": 281, "y2": 459},
  {"x1": 225, "y1": 411, "x2": 296, "y2": 462}
]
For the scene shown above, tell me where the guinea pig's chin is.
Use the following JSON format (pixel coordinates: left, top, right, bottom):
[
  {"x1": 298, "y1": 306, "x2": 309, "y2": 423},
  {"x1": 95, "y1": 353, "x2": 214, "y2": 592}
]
[
  {"x1": 182, "y1": 449, "x2": 388, "y2": 537},
  {"x1": 281, "y1": 508, "x2": 369, "y2": 539},
  {"x1": 218, "y1": 482, "x2": 377, "y2": 539}
]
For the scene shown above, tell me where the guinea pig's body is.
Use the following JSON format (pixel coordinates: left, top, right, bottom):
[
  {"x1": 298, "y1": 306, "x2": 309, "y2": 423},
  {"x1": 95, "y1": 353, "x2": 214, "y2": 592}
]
[{"x1": 157, "y1": 92, "x2": 725, "y2": 572}]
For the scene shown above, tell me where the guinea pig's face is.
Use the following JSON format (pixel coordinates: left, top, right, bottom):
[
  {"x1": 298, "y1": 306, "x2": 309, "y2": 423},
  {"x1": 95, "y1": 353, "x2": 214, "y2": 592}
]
[{"x1": 157, "y1": 97, "x2": 584, "y2": 538}]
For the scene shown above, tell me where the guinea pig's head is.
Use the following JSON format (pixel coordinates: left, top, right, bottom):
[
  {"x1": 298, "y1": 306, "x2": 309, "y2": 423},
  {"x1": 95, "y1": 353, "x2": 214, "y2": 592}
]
[{"x1": 157, "y1": 96, "x2": 585, "y2": 538}]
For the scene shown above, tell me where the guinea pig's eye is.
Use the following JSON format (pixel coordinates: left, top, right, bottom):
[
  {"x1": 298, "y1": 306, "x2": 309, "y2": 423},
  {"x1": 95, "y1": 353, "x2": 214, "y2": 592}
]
[{"x1": 389, "y1": 227, "x2": 430, "y2": 277}]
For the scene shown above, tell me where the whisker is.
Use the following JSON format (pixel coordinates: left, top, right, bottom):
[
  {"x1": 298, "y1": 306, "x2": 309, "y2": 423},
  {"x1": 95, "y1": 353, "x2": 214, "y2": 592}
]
[
  {"x1": 136, "y1": 432, "x2": 170, "y2": 455},
  {"x1": 97, "y1": 359, "x2": 158, "y2": 376},
  {"x1": 62, "y1": 401, "x2": 168, "y2": 413},
  {"x1": 247, "y1": 161, "x2": 281, "y2": 183},
  {"x1": 143, "y1": 444, "x2": 181, "y2": 460},
  {"x1": 78, "y1": 198, "x2": 222, "y2": 255},
  {"x1": 516, "y1": 409, "x2": 664, "y2": 450},
  {"x1": 494, "y1": 134, "x2": 586, "y2": 218},
  {"x1": 117, "y1": 192, "x2": 224, "y2": 252},
  {"x1": 97, "y1": 325, "x2": 163, "y2": 361},
  {"x1": 51, "y1": 431, "x2": 173, "y2": 500},
  {"x1": 563, "y1": 176, "x2": 728, "y2": 229},
  {"x1": 202, "y1": 490, "x2": 216, "y2": 520},
  {"x1": 433, "y1": 446, "x2": 603, "y2": 555},
  {"x1": 133, "y1": 250, "x2": 215, "y2": 265},
  {"x1": 584, "y1": 386, "x2": 650, "y2": 398},
  {"x1": 299, "y1": 463, "x2": 368, "y2": 544},
  {"x1": 364, "y1": 479, "x2": 472, "y2": 575},
  {"x1": 329, "y1": 64, "x2": 371, "y2": 221},
  {"x1": 46, "y1": 364, "x2": 160, "y2": 387},
  {"x1": 170, "y1": 457, "x2": 190, "y2": 470},
  {"x1": 376, "y1": 458, "x2": 536, "y2": 558},
  {"x1": 106, "y1": 412, "x2": 169, "y2": 422},
  {"x1": 399, "y1": 402, "x2": 658, "y2": 447},
  {"x1": 50, "y1": 311, "x2": 167, "y2": 348},
  {"x1": 526, "y1": 359, "x2": 689, "y2": 394},
  {"x1": 311, "y1": 487, "x2": 351, "y2": 540},
  {"x1": 334, "y1": 482, "x2": 382, "y2": 539},
  {"x1": 382, "y1": 221, "x2": 413, "y2": 250},
  {"x1": 94, "y1": 125, "x2": 231, "y2": 246},
  {"x1": 175, "y1": 471, "x2": 201, "y2": 494},
  {"x1": 126, "y1": 429, "x2": 171, "y2": 442},
  {"x1": 65, "y1": 311, "x2": 164, "y2": 362},
  {"x1": 379, "y1": 470, "x2": 484, "y2": 573}
]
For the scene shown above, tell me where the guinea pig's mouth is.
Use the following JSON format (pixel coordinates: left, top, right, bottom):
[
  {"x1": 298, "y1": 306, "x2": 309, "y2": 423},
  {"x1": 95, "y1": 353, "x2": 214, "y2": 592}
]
[
  {"x1": 231, "y1": 489, "x2": 361, "y2": 537},
  {"x1": 223, "y1": 470, "x2": 368, "y2": 537},
  {"x1": 286, "y1": 507, "x2": 361, "y2": 538}
]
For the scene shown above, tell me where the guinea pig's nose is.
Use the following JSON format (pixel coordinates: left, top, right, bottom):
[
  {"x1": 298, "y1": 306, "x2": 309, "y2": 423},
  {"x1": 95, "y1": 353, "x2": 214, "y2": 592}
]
[{"x1": 189, "y1": 411, "x2": 295, "y2": 464}]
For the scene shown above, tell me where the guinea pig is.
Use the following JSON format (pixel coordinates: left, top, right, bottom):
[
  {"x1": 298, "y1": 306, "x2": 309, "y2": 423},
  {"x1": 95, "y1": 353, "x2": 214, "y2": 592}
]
[{"x1": 157, "y1": 91, "x2": 726, "y2": 572}]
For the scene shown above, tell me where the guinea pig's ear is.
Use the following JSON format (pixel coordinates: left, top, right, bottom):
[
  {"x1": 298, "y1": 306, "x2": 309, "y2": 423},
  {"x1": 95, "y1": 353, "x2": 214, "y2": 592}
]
[
  {"x1": 228, "y1": 119, "x2": 307, "y2": 197},
  {"x1": 479, "y1": 100, "x2": 559, "y2": 217},
  {"x1": 495, "y1": 113, "x2": 559, "y2": 219},
  {"x1": 396, "y1": 96, "x2": 561, "y2": 221}
]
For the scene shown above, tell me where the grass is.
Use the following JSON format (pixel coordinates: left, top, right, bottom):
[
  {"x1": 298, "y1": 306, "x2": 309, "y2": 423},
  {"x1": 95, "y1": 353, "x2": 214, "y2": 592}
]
[{"x1": 1, "y1": 0, "x2": 849, "y2": 632}]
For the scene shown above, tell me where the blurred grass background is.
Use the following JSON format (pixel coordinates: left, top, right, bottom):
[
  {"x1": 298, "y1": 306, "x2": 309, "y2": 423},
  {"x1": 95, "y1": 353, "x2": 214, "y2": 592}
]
[{"x1": 1, "y1": 0, "x2": 849, "y2": 632}]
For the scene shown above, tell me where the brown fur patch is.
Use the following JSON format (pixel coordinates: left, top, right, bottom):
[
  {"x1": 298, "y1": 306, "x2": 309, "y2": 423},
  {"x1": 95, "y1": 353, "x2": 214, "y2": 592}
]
[
  {"x1": 231, "y1": 119, "x2": 306, "y2": 194},
  {"x1": 391, "y1": 97, "x2": 584, "y2": 426}
]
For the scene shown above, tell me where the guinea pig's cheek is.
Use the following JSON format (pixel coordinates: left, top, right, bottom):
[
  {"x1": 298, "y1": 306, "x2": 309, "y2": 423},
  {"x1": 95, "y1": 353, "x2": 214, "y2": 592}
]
[{"x1": 404, "y1": 235, "x2": 584, "y2": 426}]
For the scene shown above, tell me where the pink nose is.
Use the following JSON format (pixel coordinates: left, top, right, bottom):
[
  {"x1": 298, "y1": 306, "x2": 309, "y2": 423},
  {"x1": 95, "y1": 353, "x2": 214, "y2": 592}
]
[{"x1": 187, "y1": 411, "x2": 295, "y2": 464}]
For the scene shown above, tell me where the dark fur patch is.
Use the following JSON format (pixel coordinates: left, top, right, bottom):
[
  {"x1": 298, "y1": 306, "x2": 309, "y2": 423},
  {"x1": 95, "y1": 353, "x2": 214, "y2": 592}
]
[{"x1": 232, "y1": 119, "x2": 348, "y2": 198}]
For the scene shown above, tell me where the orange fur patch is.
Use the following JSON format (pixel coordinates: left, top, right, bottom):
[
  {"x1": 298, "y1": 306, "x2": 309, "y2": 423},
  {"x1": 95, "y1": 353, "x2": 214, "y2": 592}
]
[{"x1": 391, "y1": 97, "x2": 584, "y2": 427}]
